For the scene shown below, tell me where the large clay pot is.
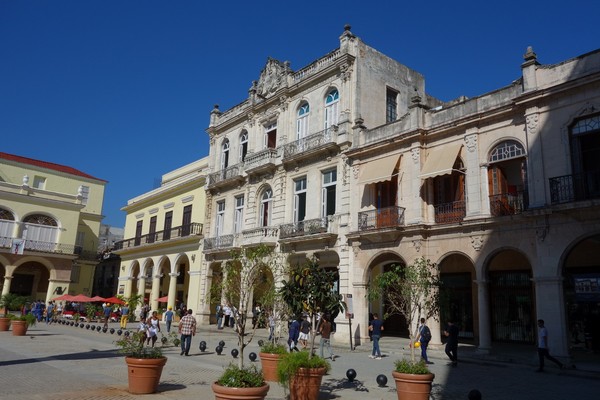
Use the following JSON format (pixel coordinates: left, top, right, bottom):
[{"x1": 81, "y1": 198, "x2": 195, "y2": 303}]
[
  {"x1": 289, "y1": 367, "x2": 326, "y2": 400},
  {"x1": 391, "y1": 371, "x2": 435, "y2": 400},
  {"x1": 11, "y1": 320, "x2": 28, "y2": 336},
  {"x1": 211, "y1": 382, "x2": 269, "y2": 400},
  {"x1": 125, "y1": 356, "x2": 167, "y2": 394},
  {"x1": 259, "y1": 352, "x2": 281, "y2": 382},
  {"x1": 0, "y1": 317, "x2": 11, "y2": 331}
]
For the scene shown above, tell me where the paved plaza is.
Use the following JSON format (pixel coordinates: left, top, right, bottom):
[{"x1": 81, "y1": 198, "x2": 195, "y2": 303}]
[{"x1": 0, "y1": 321, "x2": 599, "y2": 400}]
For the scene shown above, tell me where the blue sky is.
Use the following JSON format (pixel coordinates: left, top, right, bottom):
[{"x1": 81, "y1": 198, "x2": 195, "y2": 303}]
[{"x1": 1, "y1": 1, "x2": 598, "y2": 229}]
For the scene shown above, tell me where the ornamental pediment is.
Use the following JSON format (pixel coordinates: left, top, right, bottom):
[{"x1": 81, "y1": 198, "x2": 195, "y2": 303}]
[{"x1": 255, "y1": 58, "x2": 289, "y2": 99}]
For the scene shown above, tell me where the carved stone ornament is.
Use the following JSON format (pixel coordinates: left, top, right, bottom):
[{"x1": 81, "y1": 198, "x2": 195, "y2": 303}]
[
  {"x1": 411, "y1": 148, "x2": 420, "y2": 163},
  {"x1": 471, "y1": 235, "x2": 484, "y2": 251},
  {"x1": 465, "y1": 133, "x2": 477, "y2": 153},
  {"x1": 526, "y1": 113, "x2": 539, "y2": 135},
  {"x1": 412, "y1": 240, "x2": 422, "y2": 252},
  {"x1": 256, "y1": 58, "x2": 287, "y2": 99}
]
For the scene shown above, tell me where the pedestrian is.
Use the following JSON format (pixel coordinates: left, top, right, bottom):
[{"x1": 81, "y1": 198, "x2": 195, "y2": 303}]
[
  {"x1": 468, "y1": 389, "x2": 482, "y2": 400},
  {"x1": 178, "y1": 309, "x2": 197, "y2": 356},
  {"x1": 368, "y1": 313, "x2": 384, "y2": 359},
  {"x1": 223, "y1": 304, "x2": 231, "y2": 328},
  {"x1": 536, "y1": 319, "x2": 564, "y2": 372},
  {"x1": 138, "y1": 317, "x2": 148, "y2": 345},
  {"x1": 146, "y1": 311, "x2": 161, "y2": 347},
  {"x1": 164, "y1": 306, "x2": 174, "y2": 333},
  {"x1": 45, "y1": 301, "x2": 54, "y2": 324},
  {"x1": 318, "y1": 314, "x2": 335, "y2": 361},
  {"x1": 102, "y1": 303, "x2": 112, "y2": 329},
  {"x1": 120, "y1": 303, "x2": 129, "y2": 329},
  {"x1": 252, "y1": 304, "x2": 261, "y2": 329},
  {"x1": 216, "y1": 304, "x2": 224, "y2": 329},
  {"x1": 288, "y1": 315, "x2": 301, "y2": 352},
  {"x1": 415, "y1": 317, "x2": 433, "y2": 364},
  {"x1": 299, "y1": 315, "x2": 311, "y2": 349},
  {"x1": 444, "y1": 319, "x2": 459, "y2": 366},
  {"x1": 267, "y1": 311, "x2": 275, "y2": 341}
]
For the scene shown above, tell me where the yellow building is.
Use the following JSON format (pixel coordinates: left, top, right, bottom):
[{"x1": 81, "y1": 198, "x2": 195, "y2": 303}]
[
  {"x1": 114, "y1": 157, "x2": 208, "y2": 315},
  {"x1": 0, "y1": 152, "x2": 106, "y2": 302}
]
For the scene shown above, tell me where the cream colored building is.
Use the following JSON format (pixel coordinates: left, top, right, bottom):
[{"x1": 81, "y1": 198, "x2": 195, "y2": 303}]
[
  {"x1": 114, "y1": 157, "x2": 208, "y2": 314},
  {"x1": 0, "y1": 152, "x2": 106, "y2": 301},
  {"x1": 200, "y1": 26, "x2": 600, "y2": 364}
]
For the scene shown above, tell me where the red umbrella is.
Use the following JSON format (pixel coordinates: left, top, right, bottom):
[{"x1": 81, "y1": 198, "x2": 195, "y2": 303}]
[
  {"x1": 53, "y1": 294, "x2": 74, "y2": 301},
  {"x1": 89, "y1": 296, "x2": 105, "y2": 302},
  {"x1": 102, "y1": 296, "x2": 125, "y2": 305},
  {"x1": 70, "y1": 294, "x2": 94, "y2": 302},
  {"x1": 156, "y1": 296, "x2": 169, "y2": 303}
]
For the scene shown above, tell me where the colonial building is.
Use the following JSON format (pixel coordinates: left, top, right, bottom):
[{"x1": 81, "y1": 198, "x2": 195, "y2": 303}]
[
  {"x1": 200, "y1": 25, "x2": 600, "y2": 363},
  {"x1": 0, "y1": 152, "x2": 107, "y2": 301},
  {"x1": 113, "y1": 157, "x2": 208, "y2": 313}
]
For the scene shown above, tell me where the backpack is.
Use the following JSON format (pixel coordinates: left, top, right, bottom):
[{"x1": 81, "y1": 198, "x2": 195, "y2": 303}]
[{"x1": 421, "y1": 326, "x2": 432, "y2": 342}]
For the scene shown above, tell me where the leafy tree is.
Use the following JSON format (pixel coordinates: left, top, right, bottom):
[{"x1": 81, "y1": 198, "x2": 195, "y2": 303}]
[
  {"x1": 208, "y1": 244, "x2": 282, "y2": 367},
  {"x1": 279, "y1": 256, "x2": 345, "y2": 358},
  {"x1": 368, "y1": 256, "x2": 441, "y2": 362}
]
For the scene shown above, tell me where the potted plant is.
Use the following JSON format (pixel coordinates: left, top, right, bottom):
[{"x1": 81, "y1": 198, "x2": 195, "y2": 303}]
[
  {"x1": 277, "y1": 256, "x2": 344, "y2": 400},
  {"x1": 276, "y1": 350, "x2": 330, "y2": 400},
  {"x1": 259, "y1": 341, "x2": 288, "y2": 382},
  {"x1": 211, "y1": 363, "x2": 269, "y2": 400},
  {"x1": 115, "y1": 330, "x2": 167, "y2": 394},
  {"x1": 11, "y1": 312, "x2": 37, "y2": 336},
  {"x1": 0, "y1": 293, "x2": 28, "y2": 331},
  {"x1": 368, "y1": 257, "x2": 440, "y2": 400}
]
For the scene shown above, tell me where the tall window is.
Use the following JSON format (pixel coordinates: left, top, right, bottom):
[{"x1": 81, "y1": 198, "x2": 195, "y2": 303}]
[
  {"x1": 79, "y1": 185, "x2": 90, "y2": 205},
  {"x1": 234, "y1": 195, "x2": 244, "y2": 233},
  {"x1": 264, "y1": 123, "x2": 277, "y2": 149},
  {"x1": 134, "y1": 220, "x2": 143, "y2": 246},
  {"x1": 148, "y1": 216, "x2": 157, "y2": 243},
  {"x1": 239, "y1": 131, "x2": 248, "y2": 162},
  {"x1": 22, "y1": 214, "x2": 59, "y2": 249},
  {"x1": 163, "y1": 211, "x2": 173, "y2": 241},
  {"x1": 260, "y1": 188, "x2": 273, "y2": 227},
  {"x1": 324, "y1": 89, "x2": 339, "y2": 129},
  {"x1": 322, "y1": 169, "x2": 337, "y2": 217},
  {"x1": 386, "y1": 88, "x2": 398, "y2": 123},
  {"x1": 221, "y1": 139, "x2": 230, "y2": 170},
  {"x1": 216, "y1": 201, "x2": 225, "y2": 236},
  {"x1": 0, "y1": 208, "x2": 15, "y2": 238},
  {"x1": 294, "y1": 177, "x2": 307, "y2": 223},
  {"x1": 296, "y1": 102, "x2": 310, "y2": 140},
  {"x1": 181, "y1": 205, "x2": 192, "y2": 236}
]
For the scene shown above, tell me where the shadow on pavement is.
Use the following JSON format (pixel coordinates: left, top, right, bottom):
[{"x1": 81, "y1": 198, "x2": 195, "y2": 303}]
[{"x1": 0, "y1": 348, "x2": 121, "y2": 367}]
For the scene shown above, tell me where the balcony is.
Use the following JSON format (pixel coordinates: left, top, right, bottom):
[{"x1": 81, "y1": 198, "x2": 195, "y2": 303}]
[
  {"x1": 241, "y1": 226, "x2": 279, "y2": 247},
  {"x1": 278, "y1": 217, "x2": 338, "y2": 251},
  {"x1": 244, "y1": 149, "x2": 278, "y2": 176},
  {"x1": 203, "y1": 234, "x2": 236, "y2": 252},
  {"x1": 434, "y1": 201, "x2": 466, "y2": 224},
  {"x1": 207, "y1": 163, "x2": 245, "y2": 190},
  {"x1": 113, "y1": 223, "x2": 203, "y2": 251},
  {"x1": 0, "y1": 236, "x2": 81, "y2": 256},
  {"x1": 549, "y1": 171, "x2": 600, "y2": 204},
  {"x1": 489, "y1": 191, "x2": 528, "y2": 216},
  {"x1": 281, "y1": 127, "x2": 339, "y2": 165},
  {"x1": 280, "y1": 217, "x2": 328, "y2": 239},
  {"x1": 358, "y1": 206, "x2": 406, "y2": 231}
]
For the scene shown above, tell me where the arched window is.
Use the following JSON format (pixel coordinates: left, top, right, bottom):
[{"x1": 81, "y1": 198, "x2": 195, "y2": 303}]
[
  {"x1": 324, "y1": 89, "x2": 339, "y2": 129},
  {"x1": 488, "y1": 140, "x2": 526, "y2": 163},
  {"x1": 239, "y1": 131, "x2": 248, "y2": 162},
  {"x1": 22, "y1": 214, "x2": 59, "y2": 248},
  {"x1": 259, "y1": 188, "x2": 273, "y2": 227},
  {"x1": 296, "y1": 102, "x2": 310, "y2": 140},
  {"x1": 0, "y1": 207, "x2": 16, "y2": 238},
  {"x1": 221, "y1": 139, "x2": 230, "y2": 170}
]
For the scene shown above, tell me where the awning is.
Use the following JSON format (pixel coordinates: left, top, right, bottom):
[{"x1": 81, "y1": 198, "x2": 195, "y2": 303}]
[
  {"x1": 359, "y1": 154, "x2": 401, "y2": 184},
  {"x1": 419, "y1": 143, "x2": 463, "y2": 179}
]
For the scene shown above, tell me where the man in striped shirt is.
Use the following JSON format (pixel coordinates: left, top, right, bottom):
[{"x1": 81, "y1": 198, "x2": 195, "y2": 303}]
[{"x1": 178, "y1": 309, "x2": 197, "y2": 356}]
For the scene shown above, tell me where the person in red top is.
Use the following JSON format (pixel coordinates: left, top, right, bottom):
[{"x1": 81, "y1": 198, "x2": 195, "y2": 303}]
[{"x1": 178, "y1": 309, "x2": 197, "y2": 356}]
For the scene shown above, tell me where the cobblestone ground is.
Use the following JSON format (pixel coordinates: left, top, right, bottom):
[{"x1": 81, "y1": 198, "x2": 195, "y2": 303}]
[{"x1": 0, "y1": 322, "x2": 598, "y2": 400}]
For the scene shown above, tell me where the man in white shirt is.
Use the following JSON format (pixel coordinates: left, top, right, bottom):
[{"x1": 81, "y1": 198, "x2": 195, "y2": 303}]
[{"x1": 536, "y1": 319, "x2": 564, "y2": 372}]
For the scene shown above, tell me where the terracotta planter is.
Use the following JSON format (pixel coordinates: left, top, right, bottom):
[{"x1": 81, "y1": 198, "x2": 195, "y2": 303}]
[
  {"x1": 211, "y1": 382, "x2": 269, "y2": 400},
  {"x1": 289, "y1": 367, "x2": 327, "y2": 400},
  {"x1": 392, "y1": 371, "x2": 435, "y2": 400},
  {"x1": 259, "y1": 352, "x2": 282, "y2": 382},
  {"x1": 11, "y1": 320, "x2": 28, "y2": 336},
  {"x1": 125, "y1": 356, "x2": 167, "y2": 394},
  {"x1": 0, "y1": 317, "x2": 11, "y2": 331}
]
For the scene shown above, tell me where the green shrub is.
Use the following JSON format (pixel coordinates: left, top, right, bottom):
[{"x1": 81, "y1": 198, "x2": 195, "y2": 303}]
[
  {"x1": 114, "y1": 331, "x2": 164, "y2": 359},
  {"x1": 216, "y1": 364, "x2": 265, "y2": 388},
  {"x1": 260, "y1": 342, "x2": 287, "y2": 355},
  {"x1": 394, "y1": 359, "x2": 430, "y2": 374},
  {"x1": 277, "y1": 350, "x2": 330, "y2": 386}
]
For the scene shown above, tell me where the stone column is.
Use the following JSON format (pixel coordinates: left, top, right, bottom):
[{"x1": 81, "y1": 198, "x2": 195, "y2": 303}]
[
  {"x1": 150, "y1": 271, "x2": 161, "y2": 312},
  {"x1": 136, "y1": 274, "x2": 146, "y2": 317},
  {"x1": 534, "y1": 276, "x2": 569, "y2": 358},
  {"x1": 476, "y1": 279, "x2": 492, "y2": 353},
  {"x1": 1, "y1": 275, "x2": 12, "y2": 296},
  {"x1": 167, "y1": 272, "x2": 178, "y2": 311},
  {"x1": 464, "y1": 131, "x2": 482, "y2": 217}
]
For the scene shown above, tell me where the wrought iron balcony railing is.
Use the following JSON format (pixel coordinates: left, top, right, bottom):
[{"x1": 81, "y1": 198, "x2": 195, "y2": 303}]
[
  {"x1": 279, "y1": 217, "x2": 328, "y2": 239},
  {"x1": 549, "y1": 171, "x2": 600, "y2": 204},
  {"x1": 113, "y1": 223, "x2": 203, "y2": 250},
  {"x1": 489, "y1": 191, "x2": 528, "y2": 216},
  {"x1": 207, "y1": 164, "x2": 244, "y2": 187},
  {"x1": 434, "y1": 200, "x2": 466, "y2": 224},
  {"x1": 203, "y1": 234, "x2": 235, "y2": 251},
  {"x1": 281, "y1": 127, "x2": 335, "y2": 159},
  {"x1": 358, "y1": 206, "x2": 406, "y2": 231},
  {"x1": 0, "y1": 236, "x2": 83, "y2": 255}
]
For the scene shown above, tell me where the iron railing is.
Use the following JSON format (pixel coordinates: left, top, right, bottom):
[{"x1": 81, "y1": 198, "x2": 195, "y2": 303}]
[
  {"x1": 489, "y1": 191, "x2": 528, "y2": 216},
  {"x1": 207, "y1": 164, "x2": 243, "y2": 186},
  {"x1": 281, "y1": 127, "x2": 334, "y2": 158},
  {"x1": 434, "y1": 200, "x2": 466, "y2": 224},
  {"x1": 0, "y1": 236, "x2": 84, "y2": 255},
  {"x1": 114, "y1": 223, "x2": 203, "y2": 250},
  {"x1": 244, "y1": 148, "x2": 278, "y2": 172},
  {"x1": 358, "y1": 206, "x2": 405, "y2": 231},
  {"x1": 549, "y1": 171, "x2": 600, "y2": 204},
  {"x1": 279, "y1": 217, "x2": 328, "y2": 239},
  {"x1": 203, "y1": 234, "x2": 235, "y2": 251}
]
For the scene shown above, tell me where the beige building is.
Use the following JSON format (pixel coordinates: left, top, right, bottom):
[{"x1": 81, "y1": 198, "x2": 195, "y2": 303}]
[
  {"x1": 114, "y1": 157, "x2": 208, "y2": 314},
  {"x1": 0, "y1": 152, "x2": 107, "y2": 301},
  {"x1": 200, "y1": 26, "x2": 600, "y2": 364}
]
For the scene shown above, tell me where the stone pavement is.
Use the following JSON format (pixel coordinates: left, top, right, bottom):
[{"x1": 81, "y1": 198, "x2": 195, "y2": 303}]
[{"x1": 0, "y1": 321, "x2": 599, "y2": 400}]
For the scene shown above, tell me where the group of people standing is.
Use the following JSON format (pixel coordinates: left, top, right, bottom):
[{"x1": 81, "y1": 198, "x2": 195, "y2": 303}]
[{"x1": 287, "y1": 313, "x2": 336, "y2": 360}]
